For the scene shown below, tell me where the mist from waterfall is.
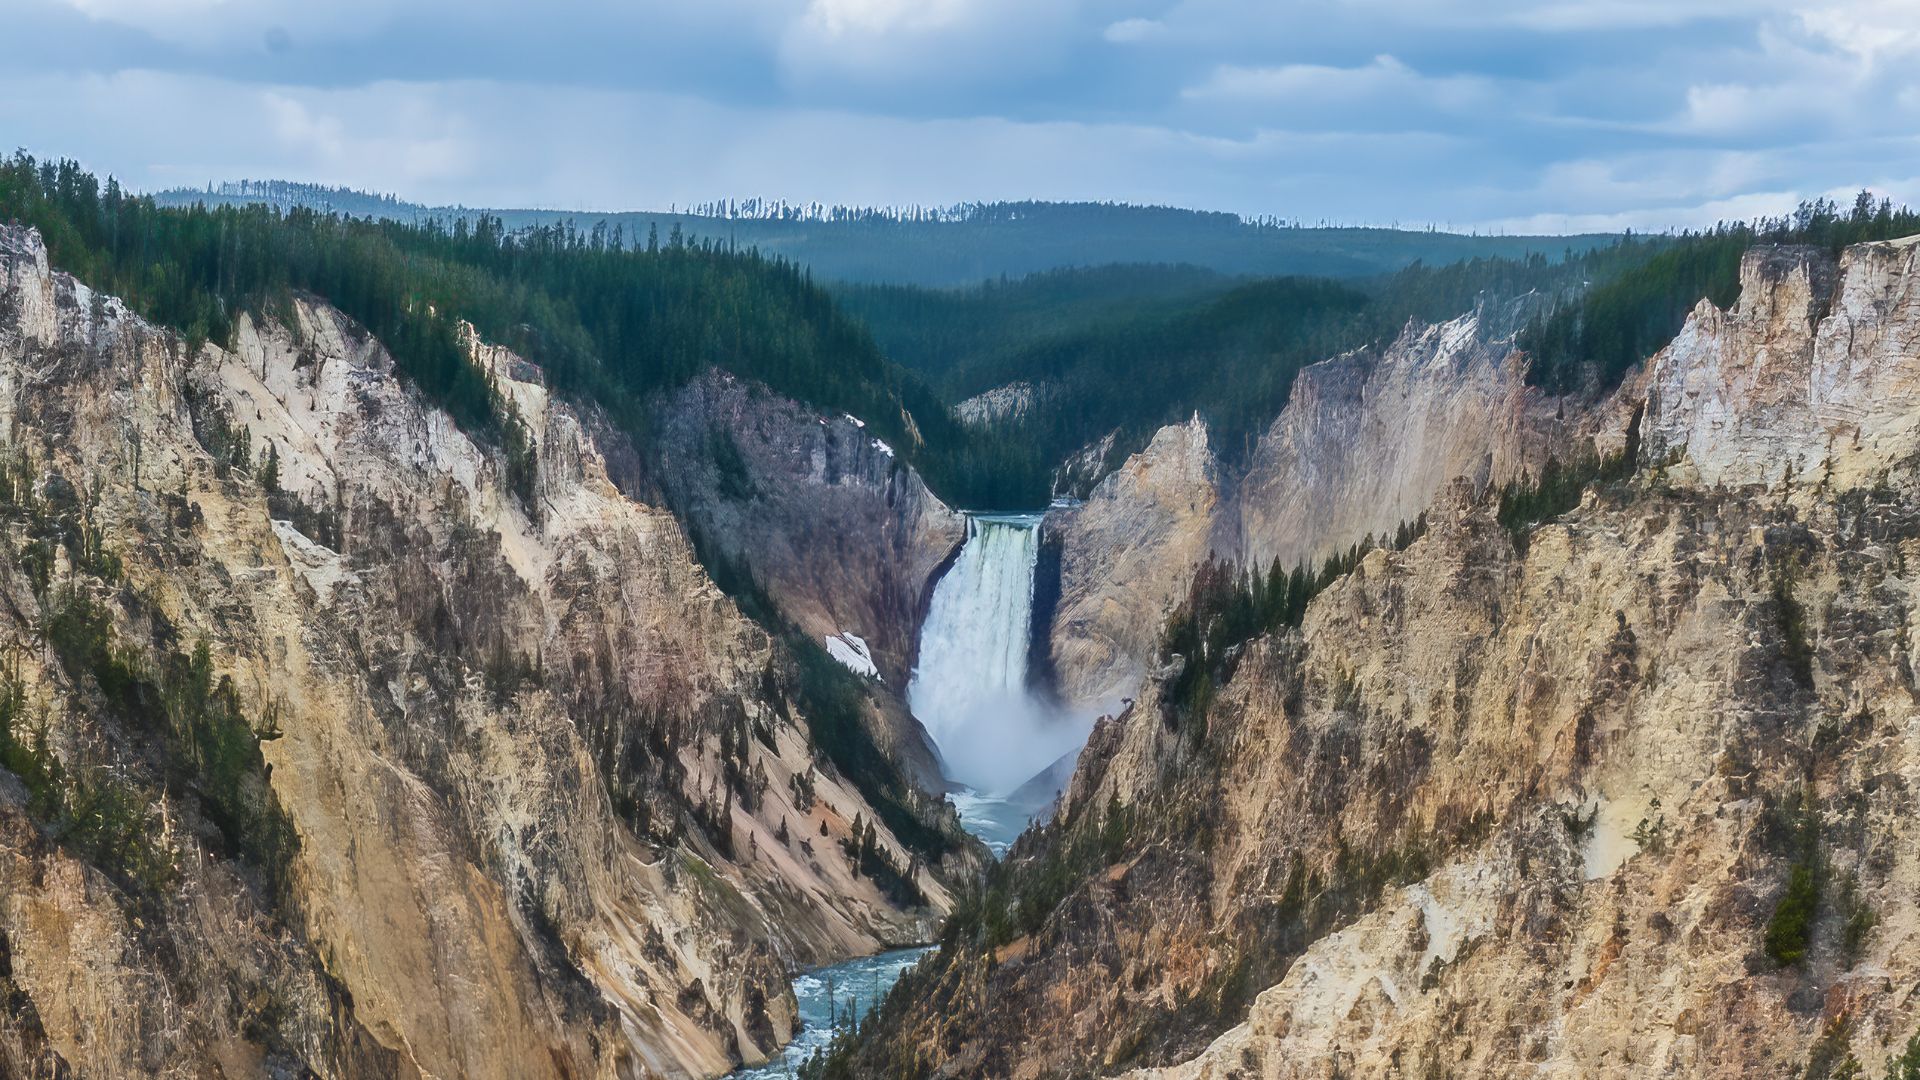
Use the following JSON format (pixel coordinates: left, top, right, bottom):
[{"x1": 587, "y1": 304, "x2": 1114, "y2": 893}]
[{"x1": 909, "y1": 514, "x2": 1089, "y2": 798}]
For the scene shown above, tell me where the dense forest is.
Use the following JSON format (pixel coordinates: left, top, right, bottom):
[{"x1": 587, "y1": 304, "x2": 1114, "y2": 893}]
[
  {"x1": 833, "y1": 262, "x2": 1238, "y2": 388},
  {"x1": 857, "y1": 237, "x2": 1668, "y2": 489},
  {"x1": 155, "y1": 181, "x2": 1616, "y2": 288},
  {"x1": 853, "y1": 196, "x2": 1920, "y2": 491},
  {"x1": 1521, "y1": 193, "x2": 1920, "y2": 394},
  {"x1": 1, "y1": 153, "x2": 1042, "y2": 507}
]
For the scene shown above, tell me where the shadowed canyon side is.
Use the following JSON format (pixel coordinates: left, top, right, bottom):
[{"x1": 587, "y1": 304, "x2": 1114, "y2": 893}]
[
  {"x1": 647, "y1": 369, "x2": 965, "y2": 693},
  {"x1": 0, "y1": 225, "x2": 964, "y2": 1079},
  {"x1": 646, "y1": 369, "x2": 966, "y2": 789},
  {"x1": 816, "y1": 238, "x2": 1920, "y2": 1078}
]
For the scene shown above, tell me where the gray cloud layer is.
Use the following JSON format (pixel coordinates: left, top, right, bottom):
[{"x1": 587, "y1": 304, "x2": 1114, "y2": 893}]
[{"x1": 4, "y1": 0, "x2": 1918, "y2": 230}]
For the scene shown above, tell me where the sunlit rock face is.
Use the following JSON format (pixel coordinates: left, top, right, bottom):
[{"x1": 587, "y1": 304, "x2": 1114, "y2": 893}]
[
  {"x1": 1046, "y1": 414, "x2": 1220, "y2": 712},
  {"x1": 1221, "y1": 311, "x2": 1579, "y2": 573},
  {"x1": 0, "y1": 225, "x2": 953, "y2": 1079},
  {"x1": 1646, "y1": 238, "x2": 1920, "y2": 490},
  {"x1": 839, "y1": 240, "x2": 1920, "y2": 1079},
  {"x1": 954, "y1": 381, "x2": 1045, "y2": 427},
  {"x1": 1043, "y1": 308, "x2": 1621, "y2": 715}
]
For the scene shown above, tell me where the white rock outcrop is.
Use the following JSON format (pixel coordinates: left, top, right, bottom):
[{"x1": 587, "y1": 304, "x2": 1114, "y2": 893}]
[{"x1": 1647, "y1": 238, "x2": 1920, "y2": 489}]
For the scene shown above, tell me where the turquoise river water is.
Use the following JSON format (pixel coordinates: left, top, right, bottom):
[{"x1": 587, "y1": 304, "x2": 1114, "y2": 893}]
[{"x1": 729, "y1": 946, "x2": 933, "y2": 1078}]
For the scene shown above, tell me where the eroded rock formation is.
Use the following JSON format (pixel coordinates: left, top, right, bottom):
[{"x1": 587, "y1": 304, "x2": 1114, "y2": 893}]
[
  {"x1": 0, "y1": 226, "x2": 956, "y2": 1079},
  {"x1": 837, "y1": 238, "x2": 1920, "y2": 1078},
  {"x1": 1045, "y1": 308, "x2": 1629, "y2": 714},
  {"x1": 1047, "y1": 415, "x2": 1218, "y2": 710}
]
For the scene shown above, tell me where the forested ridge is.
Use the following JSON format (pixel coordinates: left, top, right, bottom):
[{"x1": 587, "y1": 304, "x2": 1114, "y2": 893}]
[
  {"x1": 25, "y1": 156, "x2": 1920, "y2": 520},
  {"x1": 861, "y1": 238, "x2": 1666, "y2": 490},
  {"x1": 1, "y1": 153, "x2": 1041, "y2": 507},
  {"x1": 850, "y1": 195, "x2": 1920, "y2": 494},
  {"x1": 157, "y1": 180, "x2": 1618, "y2": 287},
  {"x1": 833, "y1": 262, "x2": 1237, "y2": 389}
]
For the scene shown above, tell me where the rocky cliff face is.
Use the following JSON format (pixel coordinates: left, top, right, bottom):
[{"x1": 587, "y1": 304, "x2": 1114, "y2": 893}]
[
  {"x1": 646, "y1": 370, "x2": 963, "y2": 784},
  {"x1": 953, "y1": 381, "x2": 1044, "y2": 427},
  {"x1": 1647, "y1": 238, "x2": 1920, "y2": 489},
  {"x1": 835, "y1": 237, "x2": 1920, "y2": 1078},
  {"x1": 1220, "y1": 311, "x2": 1621, "y2": 572},
  {"x1": 648, "y1": 370, "x2": 964, "y2": 690},
  {"x1": 1047, "y1": 416, "x2": 1218, "y2": 710},
  {"x1": 0, "y1": 226, "x2": 953, "y2": 1079},
  {"x1": 1045, "y1": 311, "x2": 1624, "y2": 713}
]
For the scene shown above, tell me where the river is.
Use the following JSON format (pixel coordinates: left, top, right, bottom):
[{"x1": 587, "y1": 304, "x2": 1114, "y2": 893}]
[
  {"x1": 733, "y1": 509, "x2": 1085, "y2": 1075},
  {"x1": 730, "y1": 946, "x2": 933, "y2": 1079}
]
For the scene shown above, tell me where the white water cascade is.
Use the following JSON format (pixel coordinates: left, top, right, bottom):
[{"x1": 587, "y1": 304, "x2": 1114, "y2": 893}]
[{"x1": 909, "y1": 514, "x2": 1088, "y2": 804}]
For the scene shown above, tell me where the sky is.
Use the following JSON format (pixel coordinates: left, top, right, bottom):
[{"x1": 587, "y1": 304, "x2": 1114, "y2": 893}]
[{"x1": 2, "y1": 0, "x2": 1918, "y2": 233}]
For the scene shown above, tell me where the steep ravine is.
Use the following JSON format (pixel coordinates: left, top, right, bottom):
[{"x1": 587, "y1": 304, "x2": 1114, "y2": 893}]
[
  {"x1": 826, "y1": 238, "x2": 1920, "y2": 1077},
  {"x1": 0, "y1": 225, "x2": 962, "y2": 1079}
]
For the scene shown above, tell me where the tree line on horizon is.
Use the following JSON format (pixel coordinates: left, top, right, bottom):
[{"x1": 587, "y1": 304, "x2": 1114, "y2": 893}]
[{"x1": 153, "y1": 178, "x2": 1616, "y2": 288}]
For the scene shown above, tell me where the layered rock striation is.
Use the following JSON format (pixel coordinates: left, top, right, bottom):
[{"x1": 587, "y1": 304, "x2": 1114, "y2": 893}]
[
  {"x1": 0, "y1": 225, "x2": 954, "y2": 1079},
  {"x1": 839, "y1": 238, "x2": 1920, "y2": 1078},
  {"x1": 1045, "y1": 308, "x2": 1628, "y2": 713}
]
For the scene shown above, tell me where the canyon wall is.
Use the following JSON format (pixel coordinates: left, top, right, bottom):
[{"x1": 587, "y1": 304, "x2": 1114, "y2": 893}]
[
  {"x1": 1046, "y1": 415, "x2": 1219, "y2": 710},
  {"x1": 1646, "y1": 237, "x2": 1920, "y2": 489},
  {"x1": 841, "y1": 238, "x2": 1920, "y2": 1078},
  {"x1": 649, "y1": 369, "x2": 963, "y2": 691},
  {"x1": 0, "y1": 226, "x2": 954, "y2": 1079},
  {"x1": 1046, "y1": 309, "x2": 1629, "y2": 714},
  {"x1": 647, "y1": 370, "x2": 963, "y2": 784}
]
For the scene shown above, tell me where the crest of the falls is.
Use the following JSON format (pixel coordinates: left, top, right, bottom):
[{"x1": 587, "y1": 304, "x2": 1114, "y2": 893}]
[{"x1": 909, "y1": 514, "x2": 1087, "y2": 797}]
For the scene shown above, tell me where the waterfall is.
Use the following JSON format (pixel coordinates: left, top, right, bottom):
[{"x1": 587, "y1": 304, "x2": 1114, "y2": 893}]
[{"x1": 910, "y1": 514, "x2": 1084, "y2": 798}]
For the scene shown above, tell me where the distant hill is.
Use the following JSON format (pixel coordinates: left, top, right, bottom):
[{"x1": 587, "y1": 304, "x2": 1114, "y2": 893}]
[
  {"x1": 152, "y1": 181, "x2": 1618, "y2": 288},
  {"x1": 831, "y1": 262, "x2": 1241, "y2": 387}
]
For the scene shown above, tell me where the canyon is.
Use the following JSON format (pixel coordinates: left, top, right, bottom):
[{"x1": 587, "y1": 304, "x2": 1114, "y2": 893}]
[
  {"x1": 1041, "y1": 302, "x2": 1637, "y2": 716},
  {"x1": 821, "y1": 237, "x2": 1920, "y2": 1077},
  {"x1": 0, "y1": 224, "x2": 971, "y2": 1079},
  {"x1": 6, "y1": 205, "x2": 1920, "y2": 1080}
]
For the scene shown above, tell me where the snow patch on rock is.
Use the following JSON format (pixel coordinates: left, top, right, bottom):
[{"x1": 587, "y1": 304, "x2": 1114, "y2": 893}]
[{"x1": 825, "y1": 632, "x2": 880, "y2": 680}]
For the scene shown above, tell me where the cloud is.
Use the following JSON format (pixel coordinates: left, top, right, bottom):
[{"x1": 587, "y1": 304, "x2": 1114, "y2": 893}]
[
  {"x1": 4, "y1": 0, "x2": 1919, "y2": 235},
  {"x1": 0, "y1": 69, "x2": 1222, "y2": 210},
  {"x1": 1796, "y1": 1, "x2": 1920, "y2": 59},
  {"x1": 1503, "y1": 1, "x2": 1789, "y2": 32},
  {"x1": 797, "y1": 0, "x2": 975, "y2": 38},
  {"x1": 1182, "y1": 54, "x2": 1493, "y2": 113},
  {"x1": 51, "y1": 0, "x2": 395, "y2": 48},
  {"x1": 1475, "y1": 190, "x2": 1805, "y2": 234},
  {"x1": 1653, "y1": 10, "x2": 1920, "y2": 141},
  {"x1": 0, "y1": 69, "x2": 483, "y2": 196},
  {"x1": 1103, "y1": 17, "x2": 1165, "y2": 43},
  {"x1": 774, "y1": 0, "x2": 1101, "y2": 99},
  {"x1": 1678, "y1": 82, "x2": 1827, "y2": 138}
]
